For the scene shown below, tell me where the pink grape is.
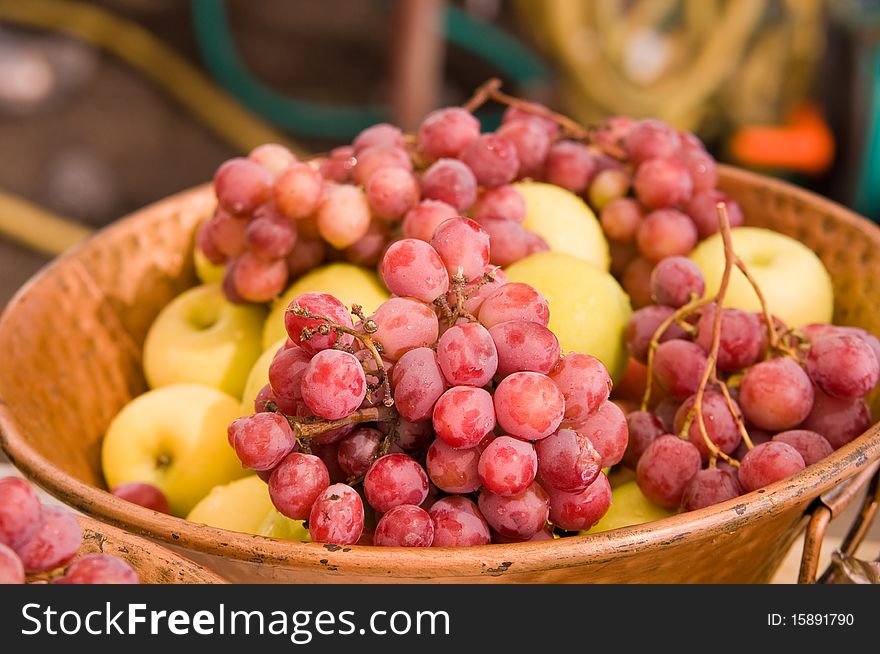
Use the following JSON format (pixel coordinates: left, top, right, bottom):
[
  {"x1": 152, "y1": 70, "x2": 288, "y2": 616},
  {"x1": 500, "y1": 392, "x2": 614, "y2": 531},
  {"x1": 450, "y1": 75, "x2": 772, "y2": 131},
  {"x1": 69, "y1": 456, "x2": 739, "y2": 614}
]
[
  {"x1": 478, "y1": 436, "x2": 537, "y2": 496},
  {"x1": 685, "y1": 191, "x2": 745, "y2": 239},
  {"x1": 543, "y1": 141, "x2": 596, "y2": 193},
  {"x1": 269, "y1": 453, "x2": 330, "y2": 520},
  {"x1": 248, "y1": 143, "x2": 297, "y2": 176},
  {"x1": 806, "y1": 332, "x2": 880, "y2": 399},
  {"x1": 681, "y1": 468, "x2": 742, "y2": 511},
  {"x1": 535, "y1": 428, "x2": 602, "y2": 492},
  {"x1": 801, "y1": 388, "x2": 871, "y2": 449},
  {"x1": 230, "y1": 412, "x2": 296, "y2": 471},
  {"x1": 653, "y1": 340, "x2": 708, "y2": 399},
  {"x1": 430, "y1": 216, "x2": 490, "y2": 280},
  {"x1": 571, "y1": 400, "x2": 629, "y2": 467},
  {"x1": 624, "y1": 119, "x2": 682, "y2": 165},
  {"x1": 595, "y1": 115, "x2": 636, "y2": 150},
  {"x1": 636, "y1": 435, "x2": 702, "y2": 508},
  {"x1": 254, "y1": 384, "x2": 277, "y2": 413},
  {"x1": 391, "y1": 347, "x2": 447, "y2": 422},
  {"x1": 421, "y1": 158, "x2": 478, "y2": 212},
  {"x1": 417, "y1": 107, "x2": 481, "y2": 160},
  {"x1": 352, "y1": 145, "x2": 411, "y2": 185},
  {"x1": 490, "y1": 320, "x2": 561, "y2": 377},
  {"x1": 374, "y1": 505, "x2": 434, "y2": 547},
  {"x1": 207, "y1": 209, "x2": 248, "y2": 257},
  {"x1": 547, "y1": 473, "x2": 612, "y2": 531},
  {"x1": 111, "y1": 482, "x2": 170, "y2": 514},
  {"x1": 549, "y1": 353, "x2": 612, "y2": 423},
  {"x1": 318, "y1": 145, "x2": 356, "y2": 183},
  {"x1": 678, "y1": 147, "x2": 717, "y2": 193},
  {"x1": 478, "y1": 282, "x2": 550, "y2": 328},
  {"x1": 396, "y1": 419, "x2": 433, "y2": 451},
  {"x1": 196, "y1": 220, "x2": 226, "y2": 264},
  {"x1": 285, "y1": 292, "x2": 354, "y2": 354},
  {"x1": 380, "y1": 239, "x2": 449, "y2": 302},
  {"x1": 494, "y1": 372, "x2": 565, "y2": 441},
  {"x1": 273, "y1": 163, "x2": 323, "y2": 219},
  {"x1": 402, "y1": 199, "x2": 458, "y2": 242},
  {"x1": 478, "y1": 482, "x2": 550, "y2": 539},
  {"x1": 471, "y1": 185, "x2": 526, "y2": 223},
  {"x1": 636, "y1": 209, "x2": 698, "y2": 262},
  {"x1": 16, "y1": 506, "x2": 82, "y2": 574},
  {"x1": 231, "y1": 252, "x2": 288, "y2": 303},
  {"x1": 454, "y1": 265, "x2": 508, "y2": 315},
  {"x1": 650, "y1": 256, "x2": 705, "y2": 308},
  {"x1": 460, "y1": 133, "x2": 520, "y2": 188},
  {"x1": 366, "y1": 166, "x2": 420, "y2": 220},
  {"x1": 772, "y1": 430, "x2": 834, "y2": 466},
  {"x1": 316, "y1": 184, "x2": 371, "y2": 249},
  {"x1": 695, "y1": 306, "x2": 762, "y2": 372},
  {"x1": 308, "y1": 484, "x2": 364, "y2": 545},
  {"x1": 371, "y1": 297, "x2": 439, "y2": 360},
  {"x1": 426, "y1": 439, "x2": 482, "y2": 493},
  {"x1": 54, "y1": 554, "x2": 139, "y2": 584},
  {"x1": 623, "y1": 410, "x2": 665, "y2": 469},
  {"x1": 429, "y1": 496, "x2": 490, "y2": 547},
  {"x1": 587, "y1": 168, "x2": 631, "y2": 210},
  {"x1": 496, "y1": 118, "x2": 551, "y2": 178},
  {"x1": 0, "y1": 543, "x2": 24, "y2": 584},
  {"x1": 633, "y1": 158, "x2": 693, "y2": 209},
  {"x1": 624, "y1": 305, "x2": 689, "y2": 363},
  {"x1": 214, "y1": 157, "x2": 273, "y2": 215},
  {"x1": 353, "y1": 122, "x2": 405, "y2": 152},
  {"x1": 436, "y1": 321, "x2": 498, "y2": 387},
  {"x1": 301, "y1": 349, "x2": 367, "y2": 420},
  {"x1": 432, "y1": 386, "x2": 496, "y2": 449},
  {"x1": 673, "y1": 391, "x2": 742, "y2": 460},
  {"x1": 245, "y1": 205, "x2": 298, "y2": 260},
  {"x1": 337, "y1": 427, "x2": 383, "y2": 478},
  {"x1": 0, "y1": 477, "x2": 42, "y2": 549},
  {"x1": 473, "y1": 216, "x2": 532, "y2": 267},
  {"x1": 654, "y1": 398, "x2": 681, "y2": 432},
  {"x1": 268, "y1": 346, "x2": 312, "y2": 413},
  {"x1": 600, "y1": 198, "x2": 644, "y2": 242},
  {"x1": 738, "y1": 441, "x2": 805, "y2": 492},
  {"x1": 363, "y1": 454, "x2": 429, "y2": 513},
  {"x1": 739, "y1": 358, "x2": 814, "y2": 431},
  {"x1": 286, "y1": 236, "x2": 326, "y2": 277},
  {"x1": 502, "y1": 103, "x2": 561, "y2": 138}
]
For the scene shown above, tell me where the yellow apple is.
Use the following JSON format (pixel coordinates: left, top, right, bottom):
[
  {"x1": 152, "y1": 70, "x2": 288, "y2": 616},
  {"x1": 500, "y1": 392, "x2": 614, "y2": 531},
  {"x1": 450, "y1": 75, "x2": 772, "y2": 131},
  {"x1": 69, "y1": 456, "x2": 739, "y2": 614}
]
[
  {"x1": 515, "y1": 181, "x2": 610, "y2": 270},
  {"x1": 257, "y1": 510, "x2": 311, "y2": 542},
  {"x1": 585, "y1": 480, "x2": 675, "y2": 534},
  {"x1": 194, "y1": 246, "x2": 225, "y2": 284},
  {"x1": 143, "y1": 283, "x2": 266, "y2": 398},
  {"x1": 505, "y1": 251, "x2": 632, "y2": 380},
  {"x1": 186, "y1": 475, "x2": 274, "y2": 534},
  {"x1": 102, "y1": 384, "x2": 249, "y2": 517},
  {"x1": 690, "y1": 227, "x2": 833, "y2": 328},
  {"x1": 263, "y1": 262, "x2": 389, "y2": 349},
  {"x1": 240, "y1": 339, "x2": 286, "y2": 415}
]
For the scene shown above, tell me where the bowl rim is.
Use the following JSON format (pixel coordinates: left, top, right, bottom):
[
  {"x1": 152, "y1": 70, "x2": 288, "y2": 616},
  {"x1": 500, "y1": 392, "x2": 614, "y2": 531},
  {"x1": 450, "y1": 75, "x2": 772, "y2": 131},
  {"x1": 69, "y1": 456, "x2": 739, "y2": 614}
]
[{"x1": 2, "y1": 166, "x2": 880, "y2": 579}]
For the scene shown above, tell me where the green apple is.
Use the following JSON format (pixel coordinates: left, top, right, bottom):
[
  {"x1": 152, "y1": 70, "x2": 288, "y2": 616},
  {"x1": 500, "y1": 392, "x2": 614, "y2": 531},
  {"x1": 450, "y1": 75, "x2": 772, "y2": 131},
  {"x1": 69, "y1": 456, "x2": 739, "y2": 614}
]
[
  {"x1": 102, "y1": 384, "x2": 249, "y2": 517},
  {"x1": 240, "y1": 339, "x2": 286, "y2": 415},
  {"x1": 143, "y1": 283, "x2": 266, "y2": 398},
  {"x1": 690, "y1": 227, "x2": 833, "y2": 328},
  {"x1": 585, "y1": 480, "x2": 675, "y2": 534},
  {"x1": 194, "y1": 246, "x2": 225, "y2": 284},
  {"x1": 263, "y1": 262, "x2": 389, "y2": 349},
  {"x1": 257, "y1": 510, "x2": 310, "y2": 542},
  {"x1": 505, "y1": 251, "x2": 632, "y2": 380},
  {"x1": 186, "y1": 475, "x2": 274, "y2": 534},
  {"x1": 515, "y1": 181, "x2": 610, "y2": 270}
]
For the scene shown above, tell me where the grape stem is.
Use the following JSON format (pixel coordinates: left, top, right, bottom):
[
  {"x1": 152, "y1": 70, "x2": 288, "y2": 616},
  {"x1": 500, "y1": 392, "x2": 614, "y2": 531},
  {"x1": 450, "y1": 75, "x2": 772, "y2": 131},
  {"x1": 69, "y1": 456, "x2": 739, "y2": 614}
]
[{"x1": 270, "y1": 404, "x2": 397, "y2": 447}]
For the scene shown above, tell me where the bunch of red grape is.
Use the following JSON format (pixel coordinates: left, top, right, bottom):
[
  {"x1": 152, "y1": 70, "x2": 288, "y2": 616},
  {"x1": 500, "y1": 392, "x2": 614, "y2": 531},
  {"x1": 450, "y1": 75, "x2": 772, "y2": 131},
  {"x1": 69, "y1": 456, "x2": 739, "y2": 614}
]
[
  {"x1": 621, "y1": 257, "x2": 880, "y2": 511},
  {"x1": 228, "y1": 218, "x2": 626, "y2": 546},
  {"x1": 0, "y1": 476, "x2": 140, "y2": 584}
]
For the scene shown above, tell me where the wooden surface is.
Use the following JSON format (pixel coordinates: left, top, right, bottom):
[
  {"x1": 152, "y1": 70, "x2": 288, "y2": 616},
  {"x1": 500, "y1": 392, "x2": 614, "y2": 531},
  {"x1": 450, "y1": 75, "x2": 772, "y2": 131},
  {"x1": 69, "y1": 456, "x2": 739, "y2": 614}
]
[{"x1": 1, "y1": 166, "x2": 880, "y2": 583}]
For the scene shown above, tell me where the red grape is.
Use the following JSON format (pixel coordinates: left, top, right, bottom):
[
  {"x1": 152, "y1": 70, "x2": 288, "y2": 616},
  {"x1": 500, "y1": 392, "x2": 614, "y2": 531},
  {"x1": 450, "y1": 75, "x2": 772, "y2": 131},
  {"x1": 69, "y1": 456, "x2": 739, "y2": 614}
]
[
  {"x1": 391, "y1": 347, "x2": 446, "y2": 422},
  {"x1": 195, "y1": 220, "x2": 226, "y2": 264},
  {"x1": 502, "y1": 103, "x2": 561, "y2": 139},
  {"x1": 549, "y1": 353, "x2": 612, "y2": 423},
  {"x1": 685, "y1": 190, "x2": 745, "y2": 239},
  {"x1": 353, "y1": 122, "x2": 405, "y2": 152},
  {"x1": 653, "y1": 340, "x2": 708, "y2": 399},
  {"x1": 806, "y1": 332, "x2": 880, "y2": 399},
  {"x1": 432, "y1": 386, "x2": 496, "y2": 449},
  {"x1": 600, "y1": 198, "x2": 644, "y2": 242},
  {"x1": 429, "y1": 496, "x2": 490, "y2": 547},
  {"x1": 365, "y1": 166, "x2": 420, "y2": 220},
  {"x1": 364, "y1": 454, "x2": 429, "y2": 513},
  {"x1": 547, "y1": 472, "x2": 612, "y2": 531},
  {"x1": 402, "y1": 199, "x2": 458, "y2": 242},
  {"x1": 269, "y1": 452, "x2": 330, "y2": 520},
  {"x1": 471, "y1": 185, "x2": 526, "y2": 223},
  {"x1": 473, "y1": 216, "x2": 532, "y2": 267},
  {"x1": 337, "y1": 427, "x2": 383, "y2": 478},
  {"x1": 54, "y1": 554, "x2": 139, "y2": 584},
  {"x1": 0, "y1": 543, "x2": 24, "y2": 584},
  {"x1": 316, "y1": 184, "x2": 371, "y2": 249},
  {"x1": 380, "y1": 238, "x2": 449, "y2": 303},
  {"x1": 286, "y1": 236, "x2": 326, "y2": 277},
  {"x1": 374, "y1": 505, "x2": 434, "y2": 547},
  {"x1": 681, "y1": 467, "x2": 742, "y2": 511},
  {"x1": 535, "y1": 428, "x2": 602, "y2": 492},
  {"x1": 496, "y1": 118, "x2": 550, "y2": 178},
  {"x1": 678, "y1": 147, "x2": 717, "y2": 194},
  {"x1": 273, "y1": 163, "x2": 323, "y2": 220},
  {"x1": 460, "y1": 133, "x2": 520, "y2": 188},
  {"x1": 431, "y1": 216, "x2": 490, "y2": 280},
  {"x1": 478, "y1": 282, "x2": 550, "y2": 328},
  {"x1": 738, "y1": 441, "x2": 805, "y2": 492},
  {"x1": 673, "y1": 391, "x2": 742, "y2": 460},
  {"x1": 352, "y1": 145, "x2": 411, "y2": 185},
  {"x1": 436, "y1": 322, "x2": 498, "y2": 387},
  {"x1": 426, "y1": 438, "x2": 483, "y2": 494},
  {"x1": 245, "y1": 204, "x2": 298, "y2": 260},
  {"x1": 285, "y1": 292, "x2": 354, "y2": 354},
  {"x1": 571, "y1": 400, "x2": 629, "y2": 467},
  {"x1": 543, "y1": 141, "x2": 596, "y2": 193},
  {"x1": 15, "y1": 506, "x2": 82, "y2": 574},
  {"x1": 308, "y1": 483, "x2": 365, "y2": 545},
  {"x1": 624, "y1": 304, "x2": 688, "y2": 363},
  {"x1": 231, "y1": 252, "x2": 288, "y2": 303},
  {"x1": 417, "y1": 107, "x2": 481, "y2": 160},
  {"x1": 370, "y1": 297, "x2": 440, "y2": 361},
  {"x1": 248, "y1": 143, "x2": 297, "y2": 176},
  {"x1": 396, "y1": 419, "x2": 433, "y2": 451},
  {"x1": 739, "y1": 358, "x2": 814, "y2": 431},
  {"x1": 0, "y1": 477, "x2": 42, "y2": 549},
  {"x1": 478, "y1": 436, "x2": 537, "y2": 496},
  {"x1": 317, "y1": 145, "x2": 356, "y2": 183},
  {"x1": 772, "y1": 430, "x2": 834, "y2": 466},
  {"x1": 268, "y1": 346, "x2": 312, "y2": 413},
  {"x1": 800, "y1": 388, "x2": 871, "y2": 449},
  {"x1": 478, "y1": 482, "x2": 550, "y2": 539},
  {"x1": 214, "y1": 157, "x2": 273, "y2": 215},
  {"x1": 636, "y1": 209, "x2": 698, "y2": 262},
  {"x1": 636, "y1": 435, "x2": 702, "y2": 508},
  {"x1": 207, "y1": 209, "x2": 248, "y2": 258},
  {"x1": 621, "y1": 256, "x2": 654, "y2": 308},
  {"x1": 421, "y1": 158, "x2": 478, "y2": 212},
  {"x1": 311, "y1": 441, "x2": 348, "y2": 483},
  {"x1": 455, "y1": 265, "x2": 508, "y2": 316},
  {"x1": 650, "y1": 256, "x2": 705, "y2": 308},
  {"x1": 490, "y1": 320, "x2": 561, "y2": 377},
  {"x1": 493, "y1": 372, "x2": 565, "y2": 441},
  {"x1": 300, "y1": 349, "x2": 367, "y2": 420},
  {"x1": 633, "y1": 158, "x2": 693, "y2": 209},
  {"x1": 694, "y1": 306, "x2": 761, "y2": 372},
  {"x1": 624, "y1": 119, "x2": 682, "y2": 165},
  {"x1": 111, "y1": 482, "x2": 170, "y2": 514},
  {"x1": 623, "y1": 410, "x2": 665, "y2": 469}
]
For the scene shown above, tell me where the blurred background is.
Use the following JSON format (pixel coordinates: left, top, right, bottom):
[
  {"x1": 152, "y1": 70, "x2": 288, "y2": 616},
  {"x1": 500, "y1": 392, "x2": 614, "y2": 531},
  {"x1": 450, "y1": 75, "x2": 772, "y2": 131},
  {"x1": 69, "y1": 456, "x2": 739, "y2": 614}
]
[{"x1": 0, "y1": 0, "x2": 878, "y2": 305}]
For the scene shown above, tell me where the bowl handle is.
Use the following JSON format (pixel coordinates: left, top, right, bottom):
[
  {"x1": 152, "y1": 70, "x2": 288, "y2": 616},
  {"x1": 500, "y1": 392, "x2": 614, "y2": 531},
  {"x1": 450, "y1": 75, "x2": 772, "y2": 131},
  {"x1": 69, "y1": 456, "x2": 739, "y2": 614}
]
[{"x1": 798, "y1": 461, "x2": 880, "y2": 583}]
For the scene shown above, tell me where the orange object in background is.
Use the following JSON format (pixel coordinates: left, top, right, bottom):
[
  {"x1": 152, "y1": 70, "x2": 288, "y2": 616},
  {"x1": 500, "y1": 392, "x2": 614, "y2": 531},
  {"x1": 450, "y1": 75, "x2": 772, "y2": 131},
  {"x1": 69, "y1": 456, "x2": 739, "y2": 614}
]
[{"x1": 730, "y1": 102, "x2": 835, "y2": 175}]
